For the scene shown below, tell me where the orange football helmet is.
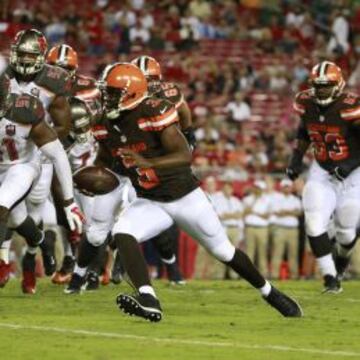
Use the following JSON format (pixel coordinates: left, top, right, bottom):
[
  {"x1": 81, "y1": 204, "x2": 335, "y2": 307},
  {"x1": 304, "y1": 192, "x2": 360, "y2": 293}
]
[
  {"x1": 46, "y1": 44, "x2": 78, "y2": 76},
  {"x1": 98, "y1": 62, "x2": 148, "y2": 119},
  {"x1": 131, "y1": 55, "x2": 162, "y2": 94},
  {"x1": 309, "y1": 61, "x2": 345, "y2": 106}
]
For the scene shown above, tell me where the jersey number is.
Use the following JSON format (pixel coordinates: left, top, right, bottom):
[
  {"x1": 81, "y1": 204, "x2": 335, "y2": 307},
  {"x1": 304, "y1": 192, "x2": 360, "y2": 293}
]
[
  {"x1": 136, "y1": 168, "x2": 160, "y2": 189},
  {"x1": 0, "y1": 138, "x2": 19, "y2": 161},
  {"x1": 308, "y1": 131, "x2": 349, "y2": 161}
]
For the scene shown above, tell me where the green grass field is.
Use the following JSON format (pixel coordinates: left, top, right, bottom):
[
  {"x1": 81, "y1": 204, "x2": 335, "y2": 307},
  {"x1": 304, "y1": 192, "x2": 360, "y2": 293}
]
[{"x1": 1, "y1": 279, "x2": 360, "y2": 360}]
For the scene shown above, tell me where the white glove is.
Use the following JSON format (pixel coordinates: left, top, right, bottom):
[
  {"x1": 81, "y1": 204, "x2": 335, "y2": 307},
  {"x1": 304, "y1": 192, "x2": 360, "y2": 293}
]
[{"x1": 64, "y1": 202, "x2": 85, "y2": 233}]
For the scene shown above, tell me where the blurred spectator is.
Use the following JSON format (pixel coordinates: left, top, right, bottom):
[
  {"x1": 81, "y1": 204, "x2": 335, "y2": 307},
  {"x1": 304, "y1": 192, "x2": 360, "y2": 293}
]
[
  {"x1": 214, "y1": 180, "x2": 244, "y2": 279},
  {"x1": 285, "y1": 5, "x2": 305, "y2": 29},
  {"x1": 129, "y1": 18, "x2": 150, "y2": 47},
  {"x1": 86, "y1": 17, "x2": 105, "y2": 55},
  {"x1": 44, "y1": 16, "x2": 67, "y2": 45},
  {"x1": 148, "y1": 28, "x2": 166, "y2": 50},
  {"x1": 271, "y1": 179, "x2": 302, "y2": 280},
  {"x1": 189, "y1": 0, "x2": 211, "y2": 21},
  {"x1": 243, "y1": 180, "x2": 272, "y2": 276},
  {"x1": 225, "y1": 92, "x2": 251, "y2": 123},
  {"x1": 327, "y1": 8, "x2": 350, "y2": 55},
  {"x1": 13, "y1": 1, "x2": 33, "y2": 23},
  {"x1": 115, "y1": 3, "x2": 136, "y2": 28}
]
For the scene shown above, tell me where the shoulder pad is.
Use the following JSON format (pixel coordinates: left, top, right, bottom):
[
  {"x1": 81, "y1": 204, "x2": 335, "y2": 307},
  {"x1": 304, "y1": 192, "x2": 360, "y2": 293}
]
[
  {"x1": 139, "y1": 97, "x2": 178, "y2": 131},
  {"x1": 36, "y1": 64, "x2": 72, "y2": 96},
  {"x1": 7, "y1": 93, "x2": 44, "y2": 125}
]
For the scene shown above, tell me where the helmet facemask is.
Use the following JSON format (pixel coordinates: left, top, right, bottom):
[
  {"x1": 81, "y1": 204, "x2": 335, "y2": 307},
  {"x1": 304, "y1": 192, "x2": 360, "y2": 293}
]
[
  {"x1": 72, "y1": 116, "x2": 92, "y2": 144},
  {"x1": 146, "y1": 75, "x2": 161, "y2": 95},
  {"x1": 10, "y1": 48, "x2": 45, "y2": 76},
  {"x1": 99, "y1": 85, "x2": 127, "y2": 119},
  {"x1": 311, "y1": 79, "x2": 344, "y2": 106}
]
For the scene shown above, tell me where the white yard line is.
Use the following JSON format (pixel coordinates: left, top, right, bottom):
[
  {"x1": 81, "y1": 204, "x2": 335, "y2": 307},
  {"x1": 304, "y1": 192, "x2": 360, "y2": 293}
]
[{"x1": 0, "y1": 322, "x2": 359, "y2": 357}]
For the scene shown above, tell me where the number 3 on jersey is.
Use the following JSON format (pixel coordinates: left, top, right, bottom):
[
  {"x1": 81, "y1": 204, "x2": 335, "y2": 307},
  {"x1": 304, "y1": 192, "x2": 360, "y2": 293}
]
[{"x1": 309, "y1": 130, "x2": 349, "y2": 161}]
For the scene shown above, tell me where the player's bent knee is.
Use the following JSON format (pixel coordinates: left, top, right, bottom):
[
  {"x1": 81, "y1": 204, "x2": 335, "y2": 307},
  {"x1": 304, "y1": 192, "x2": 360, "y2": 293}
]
[
  {"x1": 208, "y1": 240, "x2": 236, "y2": 263},
  {"x1": 305, "y1": 213, "x2": 327, "y2": 237},
  {"x1": 86, "y1": 222, "x2": 109, "y2": 247},
  {"x1": 336, "y1": 228, "x2": 356, "y2": 246}
]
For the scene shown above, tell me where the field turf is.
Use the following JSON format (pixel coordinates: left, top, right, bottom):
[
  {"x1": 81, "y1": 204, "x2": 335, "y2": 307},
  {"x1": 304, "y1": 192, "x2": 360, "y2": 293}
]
[{"x1": 1, "y1": 279, "x2": 360, "y2": 360}]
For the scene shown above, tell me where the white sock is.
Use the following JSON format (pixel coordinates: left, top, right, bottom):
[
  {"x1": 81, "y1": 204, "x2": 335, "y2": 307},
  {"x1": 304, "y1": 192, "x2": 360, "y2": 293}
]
[
  {"x1": 74, "y1": 264, "x2": 87, "y2": 277},
  {"x1": 317, "y1": 254, "x2": 337, "y2": 277},
  {"x1": 139, "y1": 285, "x2": 157, "y2": 298},
  {"x1": 161, "y1": 255, "x2": 176, "y2": 265},
  {"x1": 0, "y1": 239, "x2": 11, "y2": 263},
  {"x1": 259, "y1": 280, "x2": 272, "y2": 297}
]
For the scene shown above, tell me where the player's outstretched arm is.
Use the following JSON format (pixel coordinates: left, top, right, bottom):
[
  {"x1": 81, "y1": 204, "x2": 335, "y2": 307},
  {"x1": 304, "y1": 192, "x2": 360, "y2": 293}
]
[
  {"x1": 30, "y1": 121, "x2": 84, "y2": 232},
  {"x1": 120, "y1": 124, "x2": 192, "y2": 170}
]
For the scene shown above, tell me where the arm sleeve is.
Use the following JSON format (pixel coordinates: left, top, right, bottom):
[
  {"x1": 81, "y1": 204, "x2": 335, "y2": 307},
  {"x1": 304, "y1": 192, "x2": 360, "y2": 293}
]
[{"x1": 40, "y1": 139, "x2": 74, "y2": 201}]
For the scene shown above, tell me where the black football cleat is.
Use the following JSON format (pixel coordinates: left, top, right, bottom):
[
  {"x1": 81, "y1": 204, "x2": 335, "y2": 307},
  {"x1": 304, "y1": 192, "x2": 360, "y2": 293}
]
[
  {"x1": 116, "y1": 293, "x2": 162, "y2": 322},
  {"x1": 263, "y1": 286, "x2": 303, "y2": 317},
  {"x1": 39, "y1": 230, "x2": 57, "y2": 276},
  {"x1": 166, "y1": 263, "x2": 186, "y2": 285},
  {"x1": 64, "y1": 273, "x2": 85, "y2": 294},
  {"x1": 322, "y1": 275, "x2": 343, "y2": 294},
  {"x1": 85, "y1": 271, "x2": 100, "y2": 291}
]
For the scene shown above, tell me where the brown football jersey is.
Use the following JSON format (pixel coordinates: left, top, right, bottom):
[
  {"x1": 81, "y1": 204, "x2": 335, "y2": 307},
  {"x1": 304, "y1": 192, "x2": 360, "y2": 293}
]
[
  {"x1": 93, "y1": 97, "x2": 198, "y2": 201},
  {"x1": 155, "y1": 81, "x2": 184, "y2": 109},
  {"x1": 294, "y1": 90, "x2": 360, "y2": 173}
]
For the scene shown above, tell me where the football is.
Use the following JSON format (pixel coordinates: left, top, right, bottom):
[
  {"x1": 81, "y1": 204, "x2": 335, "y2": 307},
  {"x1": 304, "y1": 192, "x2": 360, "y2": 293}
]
[{"x1": 73, "y1": 166, "x2": 120, "y2": 195}]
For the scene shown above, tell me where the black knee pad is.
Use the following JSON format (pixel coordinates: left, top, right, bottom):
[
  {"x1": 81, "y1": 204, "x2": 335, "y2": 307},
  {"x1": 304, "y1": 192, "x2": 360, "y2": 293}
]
[
  {"x1": 16, "y1": 216, "x2": 43, "y2": 247},
  {"x1": 308, "y1": 233, "x2": 333, "y2": 258}
]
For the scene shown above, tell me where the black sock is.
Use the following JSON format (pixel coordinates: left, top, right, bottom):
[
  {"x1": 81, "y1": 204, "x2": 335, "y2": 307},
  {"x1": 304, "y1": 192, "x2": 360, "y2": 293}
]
[
  {"x1": 78, "y1": 237, "x2": 99, "y2": 268},
  {"x1": 115, "y1": 233, "x2": 151, "y2": 289},
  {"x1": 338, "y1": 237, "x2": 358, "y2": 258},
  {"x1": 224, "y1": 249, "x2": 266, "y2": 289},
  {"x1": 308, "y1": 233, "x2": 333, "y2": 258},
  {"x1": 39, "y1": 229, "x2": 56, "y2": 251},
  {"x1": 151, "y1": 228, "x2": 176, "y2": 262},
  {"x1": 16, "y1": 216, "x2": 43, "y2": 247},
  {"x1": 89, "y1": 243, "x2": 107, "y2": 274}
]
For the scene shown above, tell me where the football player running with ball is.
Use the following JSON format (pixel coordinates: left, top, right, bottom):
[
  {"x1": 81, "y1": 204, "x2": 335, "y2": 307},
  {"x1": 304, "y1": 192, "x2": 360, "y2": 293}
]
[
  {"x1": 94, "y1": 63, "x2": 302, "y2": 322},
  {"x1": 287, "y1": 61, "x2": 360, "y2": 293}
]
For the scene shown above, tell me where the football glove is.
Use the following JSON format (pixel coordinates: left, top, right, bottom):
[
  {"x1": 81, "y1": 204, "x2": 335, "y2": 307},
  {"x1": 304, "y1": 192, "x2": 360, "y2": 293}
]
[
  {"x1": 64, "y1": 202, "x2": 85, "y2": 233},
  {"x1": 182, "y1": 127, "x2": 197, "y2": 152}
]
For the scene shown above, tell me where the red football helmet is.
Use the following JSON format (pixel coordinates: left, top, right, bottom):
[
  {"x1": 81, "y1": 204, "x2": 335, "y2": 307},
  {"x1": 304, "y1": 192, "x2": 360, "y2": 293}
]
[
  {"x1": 309, "y1": 61, "x2": 345, "y2": 106},
  {"x1": 10, "y1": 29, "x2": 48, "y2": 75},
  {"x1": 98, "y1": 62, "x2": 148, "y2": 119},
  {"x1": 131, "y1": 55, "x2": 162, "y2": 94},
  {"x1": 46, "y1": 44, "x2": 78, "y2": 76}
]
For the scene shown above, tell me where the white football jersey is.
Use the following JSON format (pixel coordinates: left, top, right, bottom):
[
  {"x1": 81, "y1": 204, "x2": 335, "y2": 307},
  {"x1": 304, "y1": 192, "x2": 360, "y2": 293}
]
[
  {"x1": 0, "y1": 116, "x2": 37, "y2": 165},
  {"x1": 68, "y1": 135, "x2": 98, "y2": 172}
]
